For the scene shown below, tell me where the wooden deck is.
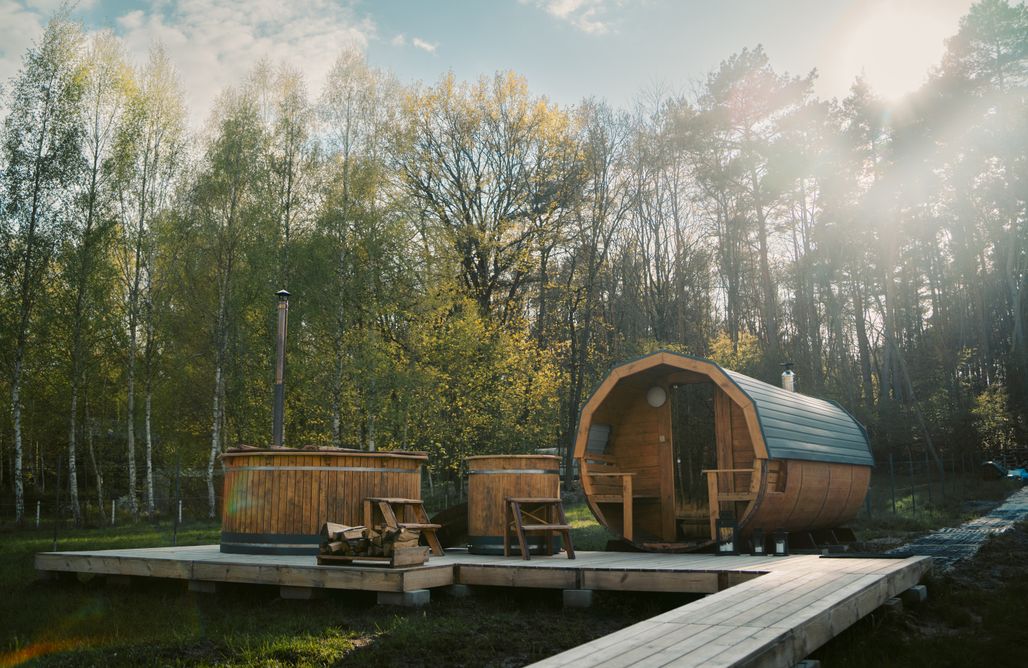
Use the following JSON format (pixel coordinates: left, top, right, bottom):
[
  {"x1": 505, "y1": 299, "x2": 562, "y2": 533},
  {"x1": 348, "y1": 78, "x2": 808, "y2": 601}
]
[
  {"x1": 36, "y1": 546, "x2": 930, "y2": 667},
  {"x1": 529, "y1": 553, "x2": 931, "y2": 668}
]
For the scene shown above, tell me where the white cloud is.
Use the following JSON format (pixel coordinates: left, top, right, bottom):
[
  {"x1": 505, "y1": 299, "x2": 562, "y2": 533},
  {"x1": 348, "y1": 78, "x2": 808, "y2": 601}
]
[
  {"x1": 411, "y1": 36, "x2": 437, "y2": 54},
  {"x1": 112, "y1": 0, "x2": 374, "y2": 127},
  {"x1": 524, "y1": 0, "x2": 613, "y2": 35},
  {"x1": 0, "y1": 0, "x2": 48, "y2": 90},
  {"x1": 0, "y1": 1, "x2": 375, "y2": 127},
  {"x1": 390, "y1": 33, "x2": 406, "y2": 46}
]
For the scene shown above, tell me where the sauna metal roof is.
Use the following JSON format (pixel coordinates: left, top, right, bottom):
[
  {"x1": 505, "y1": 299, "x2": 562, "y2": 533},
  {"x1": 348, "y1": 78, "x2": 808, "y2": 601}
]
[
  {"x1": 587, "y1": 352, "x2": 873, "y2": 467},
  {"x1": 721, "y1": 368, "x2": 874, "y2": 467}
]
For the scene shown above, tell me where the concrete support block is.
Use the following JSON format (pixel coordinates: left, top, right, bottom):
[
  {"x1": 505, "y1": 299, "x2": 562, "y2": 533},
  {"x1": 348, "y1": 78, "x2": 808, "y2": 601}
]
[
  {"x1": 563, "y1": 589, "x2": 594, "y2": 609},
  {"x1": 377, "y1": 589, "x2": 431, "y2": 607},
  {"x1": 901, "y1": 584, "x2": 928, "y2": 605},
  {"x1": 188, "y1": 580, "x2": 219, "y2": 594},
  {"x1": 882, "y1": 597, "x2": 903, "y2": 614},
  {"x1": 106, "y1": 575, "x2": 132, "y2": 587},
  {"x1": 280, "y1": 586, "x2": 320, "y2": 600},
  {"x1": 444, "y1": 584, "x2": 473, "y2": 598}
]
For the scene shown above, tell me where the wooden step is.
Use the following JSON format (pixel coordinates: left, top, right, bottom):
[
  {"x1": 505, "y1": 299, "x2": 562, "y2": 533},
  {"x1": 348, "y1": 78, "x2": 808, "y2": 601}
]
[
  {"x1": 397, "y1": 523, "x2": 442, "y2": 530},
  {"x1": 508, "y1": 497, "x2": 562, "y2": 504},
  {"x1": 519, "y1": 524, "x2": 571, "y2": 531}
]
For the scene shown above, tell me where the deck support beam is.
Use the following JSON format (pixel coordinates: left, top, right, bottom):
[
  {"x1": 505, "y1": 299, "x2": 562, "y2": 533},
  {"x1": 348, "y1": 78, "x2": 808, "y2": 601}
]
[
  {"x1": 377, "y1": 589, "x2": 430, "y2": 607},
  {"x1": 563, "y1": 589, "x2": 594, "y2": 608},
  {"x1": 188, "y1": 580, "x2": 219, "y2": 594},
  {"x1": 280, "y1": 585, "x2": 320, "y2": 600}
]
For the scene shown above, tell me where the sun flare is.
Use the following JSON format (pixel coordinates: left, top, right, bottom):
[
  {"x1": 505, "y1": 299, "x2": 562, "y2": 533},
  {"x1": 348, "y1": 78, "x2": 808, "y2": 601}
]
[{"x1": 836, "y1": 1, "x2": 968, "y2": 100}]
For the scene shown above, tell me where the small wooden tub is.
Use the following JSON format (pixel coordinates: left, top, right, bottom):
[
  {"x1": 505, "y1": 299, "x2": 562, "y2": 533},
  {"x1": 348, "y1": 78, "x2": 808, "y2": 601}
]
[
  {"x1": 221, "y1": 448, "x2": 427, "y2": 555},
  {"x1": 466, "y1": 454, "x2": 561, "y2": 555}
]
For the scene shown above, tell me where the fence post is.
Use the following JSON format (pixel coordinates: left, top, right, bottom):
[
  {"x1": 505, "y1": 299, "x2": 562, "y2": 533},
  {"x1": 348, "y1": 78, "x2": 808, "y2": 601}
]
[
  {"x1": 908, "y1": 452, "x2": 916, "y2": 518},
  {"x1": 111, "y1": 499, "x2": 116, "y2": 526},
  {"x1": 36, "y1": 500, "x2": 41, "y2": 529},
  {"x1": 52, "y1": 455, "x2": 63, "y2": 551},
  {"x1": 889, "y1": 453, "x2": 896, "y2": 515},
  {"x1": 172, "y1": 456, "x2": 181, "y2": 547},
  {"x1": 926, "y1": 451, "x2": 935, "y2": 514}
]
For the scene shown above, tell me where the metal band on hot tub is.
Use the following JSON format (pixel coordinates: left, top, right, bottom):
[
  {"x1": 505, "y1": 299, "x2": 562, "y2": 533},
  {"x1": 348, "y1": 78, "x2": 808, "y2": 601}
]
[
  {"x1": 467, "y1": 469, "x2": 559, "y2": 475},
  {"x1": 227, "y1": 466, "x2": 417, "y2": 473}
]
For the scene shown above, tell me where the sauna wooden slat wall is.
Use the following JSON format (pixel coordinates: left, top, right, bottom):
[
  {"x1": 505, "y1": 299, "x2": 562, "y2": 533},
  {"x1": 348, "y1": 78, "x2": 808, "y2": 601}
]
[{"x1": 220, "y1": 450, "x2": 426, "y2": 555}]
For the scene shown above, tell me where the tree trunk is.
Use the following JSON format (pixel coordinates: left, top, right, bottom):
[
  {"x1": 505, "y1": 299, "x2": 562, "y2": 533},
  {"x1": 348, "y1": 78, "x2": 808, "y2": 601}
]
[
  {"x1": 11, "y1": 361, "x2": 25, "y2": 525},
  {"x1": 208, "y1": 283, "x2": 229, "y2": 520},
  {"x1": 143, "y1": 286, "x2": 156, "y2": 518},
  {"x1": 68, "y1": 385, "x2": 81, "y2": 525},
  {"x1": 85, "y1": 395, "x2": 106, "y2": 523},
  {"x1": 852, "y1": 278, "x2": 875, "y2": 409}
]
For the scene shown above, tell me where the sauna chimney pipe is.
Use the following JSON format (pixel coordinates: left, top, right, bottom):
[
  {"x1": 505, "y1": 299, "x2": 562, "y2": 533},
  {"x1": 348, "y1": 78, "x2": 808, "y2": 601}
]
[
  {"x1": 272, "y1": 290, "x2": 290, "y2": 447},
  {"x1": 780, "y1": 362, "x2": 796, "y2": 393}
]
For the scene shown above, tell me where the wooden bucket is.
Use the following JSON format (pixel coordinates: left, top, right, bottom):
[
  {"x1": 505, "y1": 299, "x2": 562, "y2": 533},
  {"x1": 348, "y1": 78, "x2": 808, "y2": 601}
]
[
  {"x1": 466, "y1": 454, "x2": 562, "y2": 555},
  {"x1": 220, "y1": 449, "x2": 427, "y2": 555}
]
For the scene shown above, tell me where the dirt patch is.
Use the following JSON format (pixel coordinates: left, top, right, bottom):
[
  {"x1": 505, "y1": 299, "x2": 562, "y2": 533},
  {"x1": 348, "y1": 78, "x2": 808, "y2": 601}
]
[{"x1": 814, "y1": 522, "x2": 1028, "y2": 667}]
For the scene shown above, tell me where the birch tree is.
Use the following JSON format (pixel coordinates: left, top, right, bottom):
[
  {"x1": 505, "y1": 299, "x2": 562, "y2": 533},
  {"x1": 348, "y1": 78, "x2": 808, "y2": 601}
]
[
  {"x1": 64, "y1": 32, "x2": 128, "y2": 524},
  {"x1": 0, "y1": 15, "x2": 84, "y2": 524},
  {"x1": 114, "y1": 45, "x2": 186, "y2": 517}
]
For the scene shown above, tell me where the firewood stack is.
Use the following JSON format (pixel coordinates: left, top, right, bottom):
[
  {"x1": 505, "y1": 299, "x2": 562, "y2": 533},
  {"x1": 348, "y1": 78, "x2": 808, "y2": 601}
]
[{"x1": 319, "y1": 522, "x2": 422, "y2": 558}]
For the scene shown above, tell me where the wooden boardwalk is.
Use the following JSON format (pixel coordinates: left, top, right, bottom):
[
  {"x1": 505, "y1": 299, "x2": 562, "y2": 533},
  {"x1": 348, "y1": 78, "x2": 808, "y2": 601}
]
[
  {"x1": 530, "y1": 554, "x2": 931, "y2": 667},
  {"x1": 36, "y1": 546, "x2": 930, "y2": 667}
]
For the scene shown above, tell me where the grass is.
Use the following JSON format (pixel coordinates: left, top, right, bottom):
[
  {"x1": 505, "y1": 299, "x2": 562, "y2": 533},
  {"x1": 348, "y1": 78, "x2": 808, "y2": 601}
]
[
  {"x1": 0, "y1": 506, "x2": 686, "y2": 667},
  {"x1": 2, "y1": 482, "x2": 1021, "y2": 667},
  {"x1": 851, "y1": 475, "x2": 1018, "y2": 542}
]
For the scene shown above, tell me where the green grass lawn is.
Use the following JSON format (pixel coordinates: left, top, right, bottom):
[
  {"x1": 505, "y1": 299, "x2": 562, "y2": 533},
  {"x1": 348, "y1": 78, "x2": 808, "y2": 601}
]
[{"x1": 0, "y1": 506, "x2": 682, "y2": 667}]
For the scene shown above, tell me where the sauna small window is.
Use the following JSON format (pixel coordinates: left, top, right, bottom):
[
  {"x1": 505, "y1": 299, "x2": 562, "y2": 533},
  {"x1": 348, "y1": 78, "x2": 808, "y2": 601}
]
[{"x1": 587, "y1": 424, "x2": 612, "y2": 454}]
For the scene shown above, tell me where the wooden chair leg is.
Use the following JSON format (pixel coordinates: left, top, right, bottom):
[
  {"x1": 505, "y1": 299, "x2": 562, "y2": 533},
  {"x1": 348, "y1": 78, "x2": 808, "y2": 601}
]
[
  {"x1": 378, "y1": 500, "x2": 399, "y2": 529},
  {"x1": 513, "y1": 501, "x2": 530, "y2": 561},
  {"x1": 547, "y1": 504, "x2": 555, "y2": 555},
  {"x1": 503, "y1": 500, "x2": 511, "y2": 557},
  {"x1": 556, "y1": 502, "x2": 575, "y2": 559},
  {"x1": 414, "y1": 503, "x2": 445, "y2": 556}
]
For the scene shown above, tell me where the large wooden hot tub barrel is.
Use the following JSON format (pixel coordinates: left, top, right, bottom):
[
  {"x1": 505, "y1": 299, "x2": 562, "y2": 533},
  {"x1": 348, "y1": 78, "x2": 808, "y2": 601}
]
[
  {"x1": 466, "y1": 454, "x2": 561, "y2": 555},
  {"x1": 220, "y1": 448, "x2": 428, "y2": 555}
]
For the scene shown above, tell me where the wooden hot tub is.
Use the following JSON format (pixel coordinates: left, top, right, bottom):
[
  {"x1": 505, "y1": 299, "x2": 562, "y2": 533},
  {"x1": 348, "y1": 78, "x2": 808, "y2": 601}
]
[
  {"x1": 466, "y1": 454, "x2": 561, "y2": 555},
  {"x1": 220, "y1": 448, "x2": 428, "y2": 555}
]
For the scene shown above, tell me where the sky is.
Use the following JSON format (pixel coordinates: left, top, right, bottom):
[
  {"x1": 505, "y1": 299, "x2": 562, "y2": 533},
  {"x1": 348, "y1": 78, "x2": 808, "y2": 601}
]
[{"x1": 0, "y1": 0, "x2": 977, "y2": 126}]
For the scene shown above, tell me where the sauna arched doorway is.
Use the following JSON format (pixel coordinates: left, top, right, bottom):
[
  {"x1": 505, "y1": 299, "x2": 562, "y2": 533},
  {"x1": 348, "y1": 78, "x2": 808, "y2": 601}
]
[{"x1": 670, "y1": 381, "x2": 716, "y2": 540}]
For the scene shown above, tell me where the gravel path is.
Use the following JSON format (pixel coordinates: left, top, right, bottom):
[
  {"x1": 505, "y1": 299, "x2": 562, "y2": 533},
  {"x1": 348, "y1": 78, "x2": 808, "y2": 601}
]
[{"x1": 887, "y1": 486, "x2": 1028, "y2": 571}]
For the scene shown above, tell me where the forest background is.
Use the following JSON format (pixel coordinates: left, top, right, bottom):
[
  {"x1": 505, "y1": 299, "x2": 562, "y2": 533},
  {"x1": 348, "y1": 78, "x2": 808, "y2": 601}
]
[{"x1": 0, "y1": 1, "x2": 1024, "y2": 525}]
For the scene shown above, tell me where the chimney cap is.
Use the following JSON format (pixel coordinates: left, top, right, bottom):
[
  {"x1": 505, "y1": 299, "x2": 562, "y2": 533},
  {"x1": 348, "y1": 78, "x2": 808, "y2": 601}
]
[{"x1": 276, "y1": 289, "x2": 291, "y2": 300}]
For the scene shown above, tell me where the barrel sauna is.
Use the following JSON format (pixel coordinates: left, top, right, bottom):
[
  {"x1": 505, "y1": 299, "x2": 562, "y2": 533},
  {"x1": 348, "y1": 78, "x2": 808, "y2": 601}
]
[
  {"x1": 220, "y1": 448, "x2": 428, "y2": 555},
  {"x1": 466, "y1": 454, "x2": 562, "y2": 555},
  {"x1": 575, "y1": 352, "x2": 874, "y2": 550}
]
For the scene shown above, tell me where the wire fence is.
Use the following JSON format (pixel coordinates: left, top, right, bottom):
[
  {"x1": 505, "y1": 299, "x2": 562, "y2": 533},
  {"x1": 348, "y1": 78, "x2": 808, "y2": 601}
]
[
  {"x1": 862, "y1": 452, "x2": 1022, "y2": 524},
  {"x1": 2, "y1": 451, "x2": 1023, "y2": 542}
]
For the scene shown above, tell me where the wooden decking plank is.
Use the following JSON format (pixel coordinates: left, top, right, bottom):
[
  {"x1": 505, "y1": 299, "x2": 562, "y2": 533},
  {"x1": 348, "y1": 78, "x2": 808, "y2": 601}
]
[{"x1": 594, "y1": 624, "x2": 733, "y2": 668}]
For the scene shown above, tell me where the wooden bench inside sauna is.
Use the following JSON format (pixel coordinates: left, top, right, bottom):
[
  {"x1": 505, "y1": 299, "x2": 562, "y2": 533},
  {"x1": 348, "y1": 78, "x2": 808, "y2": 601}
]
[{"x1": 575, "y1": 352, "x2": 874, "y2": 551}]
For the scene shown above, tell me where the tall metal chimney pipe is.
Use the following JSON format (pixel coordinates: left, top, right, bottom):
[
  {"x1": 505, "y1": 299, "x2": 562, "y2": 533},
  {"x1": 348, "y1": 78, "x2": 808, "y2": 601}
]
[{"x1": 272, "y1": 290, "x2": 290, "y2": 446}]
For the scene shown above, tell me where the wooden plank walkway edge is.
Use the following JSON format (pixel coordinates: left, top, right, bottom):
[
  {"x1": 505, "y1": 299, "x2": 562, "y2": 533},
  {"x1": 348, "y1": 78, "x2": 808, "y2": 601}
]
[
  {"x1": 529, "y1": 555, "x2": 932, "y2": 668},
  {"x1": 34, "y1": 548, "x2": 455, "y2": 593},
  {"x1": 34, "y1": 546, "x2": 931, "y2": 667}
]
